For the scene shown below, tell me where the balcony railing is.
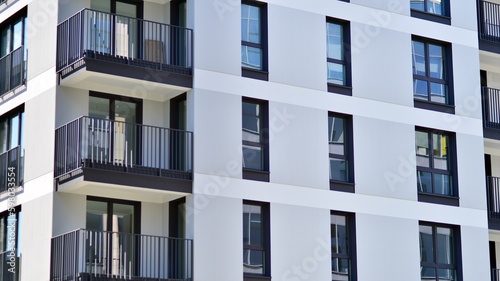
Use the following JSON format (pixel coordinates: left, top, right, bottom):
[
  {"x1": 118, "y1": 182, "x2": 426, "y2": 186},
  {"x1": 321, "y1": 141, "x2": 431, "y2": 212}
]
[
  {"x1": 0, "y1": 250, "x2": 20, "y2": 281},
  {"x1": 54, "y1": 116, "x2": 193, "y2": 180},
  {"x1": 56, "y1": 9, "x2": 193, "y2": 76},
  {"x1": 0, "y1": 46, "x2": 25, "y2": 96},
  {"x1": 0, "y1": 146, "x2": 23, "y2": 193},
  {"x1": 482, "y1": 87, "x2": 500, "y2": 130},
  {"x1": 479, "y1": 0, "x2": 500, "y2": 42},
  {"x1": 493, "y1": 268, "x2": 500, "y2": 281},
  {"x1": 487, "y1": 176, "x2": 500, "y2": 219},
  {"x1": 50, "y1": 229, "x2": 193, "y2": 281}
]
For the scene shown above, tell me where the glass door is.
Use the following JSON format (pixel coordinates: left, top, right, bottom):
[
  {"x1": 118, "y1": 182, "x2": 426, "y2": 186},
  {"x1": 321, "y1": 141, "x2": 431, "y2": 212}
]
[
  {"x1": 86, "y1": 199, "x2": 138, "y2": 277},
  {"x1": 115, "y1": 1, "x2": 138, "y2": 59},
  {"x1": 88, "y1": 94, "x2": 140, "y2": 166},
  {"x1": 170, "y1": 0, "x2": 187, "y2": 66},
  {"x1": 89, "y1": 0, "x2": 141, "y2": 58},
  {"x1": 170, "y1": 94, "x2": 187, "y2": 170}
]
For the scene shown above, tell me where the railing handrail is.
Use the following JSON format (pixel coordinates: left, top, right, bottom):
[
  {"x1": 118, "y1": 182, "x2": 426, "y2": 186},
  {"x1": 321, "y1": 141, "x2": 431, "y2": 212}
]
[
  {"x1": 51, "y1": 227, "x2": 193, "y2": 280},
  {"x1": 0, "y1": 45, "x2": 23, "y2": 62},
  {"x1": 58, "y1": 8, "x2": 193, "y2": 33},
  {"x1": 56, "y1": 115, "x2": 193, "y2": 134},
  {"x1": 52, "y1": 228, "x2": 193, "y2": 242},
  {"x1": 0, "y1": 145, "x2": 21, "y2": 158}
]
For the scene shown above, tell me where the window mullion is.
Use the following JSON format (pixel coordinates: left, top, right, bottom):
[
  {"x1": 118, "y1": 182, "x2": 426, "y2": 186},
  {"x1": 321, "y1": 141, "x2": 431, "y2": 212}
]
[{"x1": 433, "y1": 226, "x2": 439, "y2": 267}]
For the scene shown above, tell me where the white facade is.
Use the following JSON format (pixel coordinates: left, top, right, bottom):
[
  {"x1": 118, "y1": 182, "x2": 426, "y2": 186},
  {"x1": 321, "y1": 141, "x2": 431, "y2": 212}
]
[{"x1": 0, "y1": 0, "x2": 494, "y2": 280}]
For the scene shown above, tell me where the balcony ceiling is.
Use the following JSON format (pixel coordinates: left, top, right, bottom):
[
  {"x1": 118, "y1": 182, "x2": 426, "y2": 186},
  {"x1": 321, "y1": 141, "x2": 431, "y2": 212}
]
[
  {"x1": 57, "y1": 175, "x2": 188, "y2": 203},
  {"x1": 59, "y1": 67, "x2": 190, "y2": 102}
]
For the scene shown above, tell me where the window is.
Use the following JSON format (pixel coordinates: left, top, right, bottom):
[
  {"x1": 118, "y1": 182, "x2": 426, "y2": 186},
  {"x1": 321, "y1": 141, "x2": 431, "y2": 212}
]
[
  {"x1": 241, "y1": 1, "x2": 268, "y2": 81},
  {"x1": 410, "y1": 0, "x2": 450, "y2": 24},
  {"x1": 0, "y1": 107, "x2": 24, "y2": 191},
  {"x1": 329, "y1": 113, "x2": 354, "y2": 192},
  {"x1": 331, "y1": 212, "x2": 356, "y2": 281},
  {"x1": 242, "y1": 98, "x2": 269, "y2": 182},
  {"x1": 416, "y1": 128, "x2": 458, "y2": 205},
  {"x1": 412, "y1": 37, "x2": 453, "y2": 112},
  {"x1": 419, "y1": 223, "x2": 461, "y2": 281},
  {"x1": 0, "y1": 207, "x2": 21, "y2": 279},
  {"x1": 243, "y1": 201, "x2": 270, "y2": 281},
  {"x1": 0, "y1": 8, "x2": 27, "y2": 96},
  {"x1": 327, "y1": 19, "x2": 351, "y2": 95}
]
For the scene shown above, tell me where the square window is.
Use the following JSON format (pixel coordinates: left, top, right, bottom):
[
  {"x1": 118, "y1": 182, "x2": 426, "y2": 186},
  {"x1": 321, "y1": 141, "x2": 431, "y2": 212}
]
[
  {"x1": 419, "y1": 223, "x2": 461, "y2": 281},
  {"x1": 416, "y1": 128, "x2": 458, "y2": 205},
  {"x1": 410, "y1": 0, "x2": 450, "y2": 24},
  {"x1": 412, "y1": 37, "x2": 454, "y2": 112}
]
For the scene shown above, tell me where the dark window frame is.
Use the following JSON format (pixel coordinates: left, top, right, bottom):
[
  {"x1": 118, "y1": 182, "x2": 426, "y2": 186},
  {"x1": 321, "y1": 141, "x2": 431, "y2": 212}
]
[
  {"x1": 416, "y1": 127, "x2": 458, "y2": 206},
  {"x1": 0, "y1": 206, "x2": 20, "y2": 253},
  {"x1": 410, "y1": 0, "x2": 451, "y2": 24},
  {"x1": 242, "y1": 97, "x2": 269, "y2": 182},
  {"x1": 329, "y1": 112, "x2": 354, "y2": 192},
  {"x1": 89, "y1": 91, "x2": 143, "y2": 124},
  {"x1": 0, "y1": 105, "x2": 24, "y2": 190},
  {"x1": 0, "y1": 7, "x2": 28, "y2": 96},
  {"x1": 86, "y1": 196, "x2": 141, "y2": 235},
  {"x1": 412, "y1": 36, "x2": 454, "y2": 113},
  {"x1": 241, "y1": 0, "x2": 268, "y2": 81},
  {"x1": 0, "y1": 104, "x2": 24, "y2": 152},
  {"x1": 419, "y1": 222, "x2": 462, "y2": 281},
  {"x1": 326, "y1": 17, "x2": 352, "y2": 96},
  {"x1": 243, "y1": 200, "x2": 270, "y2": 281},
  {"x1": 331, "y1": 211, "x2": 357, "y2": 281}
]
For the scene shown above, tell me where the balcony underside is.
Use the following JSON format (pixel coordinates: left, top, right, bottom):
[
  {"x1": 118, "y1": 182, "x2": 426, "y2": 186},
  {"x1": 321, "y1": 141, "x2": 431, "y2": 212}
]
[
  {"x1": 480, "y1": 39, "x2": 500, "y2": 55},
  {"x1": 56, "y1": 166, "x2": 191, "y2": 203},
  {"x1": 58, "y1": 57, "x2": 192, "y2": 102},
  {"x1": 78, "y1": 273, "x2": 189, "y2": 281}
]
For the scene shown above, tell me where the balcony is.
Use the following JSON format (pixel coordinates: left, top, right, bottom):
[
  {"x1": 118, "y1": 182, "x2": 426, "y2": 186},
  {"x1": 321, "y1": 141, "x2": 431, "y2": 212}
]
[
  {"x1": 0, "y1": 47, "x2": 25, "y2": 97},
  {"x1": 494, "y1": 268, "x2": 500, "y2": 281},
  {"x1": 487, "y1": 176, "x2": 500, "y2": 229},
  {"x1": 478, "y1": 0, "x2": 500, "y2": 53},
  {"x1": 54, "y1": 116, "x2": 193, "y2": 198},
  {"x1": 0, "y1": 250, "x2": 20, "y2": 281},
  {"x1": 56, "y1": 9, "x2": 193, "y2": 101},
  {"x1": 0, "y1": 146, "x2": 23, "y2": 193},
  {"x1": 50, "y1": 229, "x2": 193, "y2": 281},
  {"x1": 482, "y1": 87, "x2": 500, "y2": 139}
]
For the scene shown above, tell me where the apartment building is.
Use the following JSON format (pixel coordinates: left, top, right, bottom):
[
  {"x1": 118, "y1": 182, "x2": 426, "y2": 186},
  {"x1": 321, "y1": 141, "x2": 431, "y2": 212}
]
[{"x1": 0, "y1": 0, "x2": 493, "y2": 280}]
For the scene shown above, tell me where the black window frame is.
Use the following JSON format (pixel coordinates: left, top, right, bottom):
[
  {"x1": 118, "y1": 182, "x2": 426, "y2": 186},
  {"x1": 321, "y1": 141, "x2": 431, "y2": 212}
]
[
  {"x1": 328, "y1": 112, "x2": 354, "y2": 192},
  {"x1": 242, "y1": 97, "x2": 269, "y2": 182},
  {"x1": 410, "y1": 0, "x2": 451, "y2": 25},
  {"x1": 412, "y1": 36, "x2": 454, "y2": 114},
  {"x1": 0, "y1": 206, "x2": 20, "y2": 253},
  {"x1": 331, "y1": 211, "x2": 357, "y2": 281},
  {"x1": 241, "y1": 0, "x2": 268, "y2": 81},
  {"x1": 243, "y1": 200, "x2": 270, "y2": 281},
  {"x1": 326, "y1": 17, "x2": 352, "y2": 96},
  {"x1": 419, "y1": 222, "x2": 462, "y2": 281},
  {"x1": 0, "y1": 105, "x2": 24, "y2": 191},
  {"x1": 0, "y1": 7, "x2": 28, "y2": 96},
  {"x1": 415, "y1": 127, "x2": 458, "y2": 206}
]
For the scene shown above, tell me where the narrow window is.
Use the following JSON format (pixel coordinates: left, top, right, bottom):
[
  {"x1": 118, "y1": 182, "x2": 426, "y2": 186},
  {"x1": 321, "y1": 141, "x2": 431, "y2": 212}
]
[
  {"x1": 241, "y1": 1, "x2": 268, "y2": 81},
  {"x1": 243, "y1": 201, "x2": 270, "y2": 280}
]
